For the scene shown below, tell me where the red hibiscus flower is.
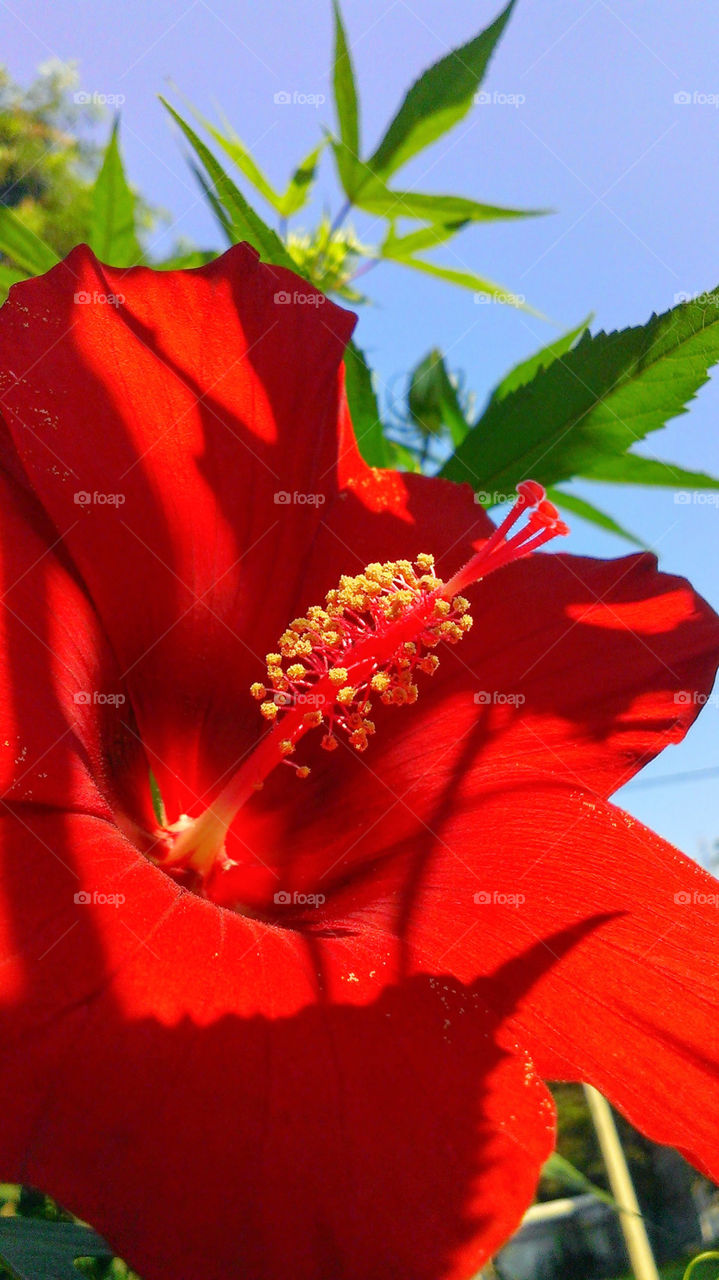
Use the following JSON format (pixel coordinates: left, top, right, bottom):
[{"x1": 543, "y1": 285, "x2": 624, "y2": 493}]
[{"x1": 0, "y1": 243, "x2": 717, "y2": 1280}]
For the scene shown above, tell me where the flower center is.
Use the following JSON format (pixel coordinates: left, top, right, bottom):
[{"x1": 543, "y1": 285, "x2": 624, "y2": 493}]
[{"x1": 154, "y1": 483, "x2": 567, "y2": 898}]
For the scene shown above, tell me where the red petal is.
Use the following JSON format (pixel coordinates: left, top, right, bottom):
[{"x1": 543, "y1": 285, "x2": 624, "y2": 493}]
[
  {"x1": 390, "y1": 780, "x2": 719, "y2": 1182},
  {"x1": 0, "y1": 246, "x2": 356, "y2": 814},
  {"x1": 0, "y1": 809, "x2": 554, "y2": 1280}
]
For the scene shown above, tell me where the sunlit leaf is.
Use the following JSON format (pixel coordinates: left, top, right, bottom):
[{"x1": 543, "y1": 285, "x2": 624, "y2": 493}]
[
  {"x1": 367, "y1": 0, "x2": 516, "y2": 180},
  {"x1": 278, "y1": 139, "x2": 326, "y2": 217},
  {"x1": 442, "y1": 289, "x2": 719, "y2": 490},
  {"x1": 389, "y1": 253, "x2": 541, "y2": 315},
  {"x1": 332, "y1": 0, "x2": 360, "y2": 167},
  {"x1": 580, "y1": 452, "x2": 719, "y2": 490},
  {"x1": 489, "y1": 315, "x2": 592, "y2": 402}
]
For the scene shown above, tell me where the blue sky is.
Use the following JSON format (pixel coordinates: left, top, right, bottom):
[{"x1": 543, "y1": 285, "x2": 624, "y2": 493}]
[{"x1": 7, "y1": 0, "x2": 719, "y2": 859}]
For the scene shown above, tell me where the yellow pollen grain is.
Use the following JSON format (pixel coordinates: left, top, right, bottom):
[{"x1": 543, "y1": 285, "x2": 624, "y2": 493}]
[
  {"x1": 434, "y1": 599, "x2": 451, "y2": 617},
  {"x1": 260, "y1": 701, "x2": 279, "y2": 721},
  {"x1": 329, "y1": 667, "x2": 348, "y2": 685},
  {"x1": 287, "y1": 663, "x2": 305, "y2": 680},
  {"x1": 452, "y1": 596, "x2": 470, "y2": 614},
  {"x1": 416, "y1": 553, "x2": 435, "y2": 571},
  {"x1": 336, "y1": 686, "x2": 355, "y2": 706},
  {"x1": 250, "y1": 682, "x2": 266, "y2": 700},
  {"x1": 265, "y1": 653, "x2": 282, "y2": 666},
  {"x1": 280, "y1": 739, "x2": 295, "y2": 756},
  {"x1": 371, "y1": 672, "x2": 391, "y2": 692},
  {"x1": 303, "y1": 710, "x2": 323, "y2": 728},
  {"x1": 296, "y1": 766, "x2": 311, "y2": 779}
]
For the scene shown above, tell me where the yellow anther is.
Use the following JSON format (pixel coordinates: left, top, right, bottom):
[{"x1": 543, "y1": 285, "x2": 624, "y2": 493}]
[
  {"x1": 350, "y1": 729, "x2": 368, "y2": 751},
  {"x1": 416, "y1": 553, "x2": 435, "y2": 572},
  {"x1": 303, "y1": 710, "x2": 323, "y2": 728},
  {"x1": 250, "y1": 682, "x2": 266, "y2": 700},
  {"x1": 287, "y1": 664, "x2": 306, "y2": 680},
  {"x1": 371, "y1": 672, "x2": 391, "y2": 693},
  {"x1": 296, "y1": 766, "x2": 311, "y2": 779},
  {"x1": 459, "y1": 614, "x2": 473, "y2": 631},
  {"x1": 392, "y1": 687, "x2": 408, "y2": 706},
  {"x1": 419, "y1": 655, "x2": 440, "y2": 675},
  {"x1": 280, "y1": 739, "x2": 295, "y2": 756},
  {"x1": 329, "y1": 667, "x2": 348, "y2": 685},
  {"x1": 434, "y1": 599, "x2": 451, "y2": 617},
  {"x1": 452, "y1": 596, "x2": 470, "y2": 614},
  {"x1": 336, "y1": 685, "x2": 355, "y2": 706},
  {"x1": 260, "y1": 701, "x2": 279, "y2": 721},
  {"x1": 265, "y1": 653, "x2": 282, "y2": 666},
  {"x1": 406, "y1": 685, "x2": 419, "y2": 704}
]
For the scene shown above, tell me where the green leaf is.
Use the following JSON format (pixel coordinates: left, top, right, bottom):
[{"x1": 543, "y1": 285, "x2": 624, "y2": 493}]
[
  {"x1": 161, "y1": 98, "x2": 296, "y2": 270},
  {"x1": 188, "y1": 160, "x2": 234, "y2": 244},
  {"x1": 490, "y1": 315, "x2": 592, "y2": 401},
  {"x1": 389, "y1": 253, "x2": 542, "y2": 315},
  {"x1": 193, "y1": 111, "x2": 284, "y2": 212},
  {"x1": 343, "y1": 339, "x2": 393, "y2": 466},
  {"x1": 442, "y1": 289, "x2": 719, "y2": 490},
  {"x1": 332, "y1": 0, "x2": 360, "y2": 167},
  {"x1": 546, "y1": 486, "x2": 647, "y2": 548},
  {"x1": 381, "y1": 221, "x2": 467, "y2": 259},
  {"x1": 278, "y1": 140, "x2": 326, "y2": 217},
  {"x1": 89, "y1": 119, "x2": 142, "y2": 267},
  {"x1": 358, "y1": 184, "x2": 548, "y2": 225},
  {"x1": 408, "y1": 348, "x2": 471, "y2": 447},
  {"x1": 367, "y1": 0, "x2": 516, "y2": 181},
  {"x1": 580, "y1": 452, "x2": 719, "y2": 490},
  {"x1": 0, "y1": 207, "x2": 59, "y2": 276}
]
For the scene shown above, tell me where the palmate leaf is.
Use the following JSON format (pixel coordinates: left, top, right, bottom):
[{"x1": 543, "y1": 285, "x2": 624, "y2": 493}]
[
  {"x1": 161, "y1": 99, "x2": 296, "y2": 271},
  {"x1": 490, "y1": 316, "x2": 592, "y2": 401},
  {"x1": 367, "y1": 0, "x2": 516, "y2": 181},
  {"x1": 280, "y1": 140, "x2": 326, "y2": 217},
  {"x1": 441, "y1": 289, "x2": 719, "y2": 491},
  {"x1": 0, "y1": 207, "x2": 59, "y2": 276},
  {"x1": 89, "y1": 119, "x2": 142, "y2": 268}
]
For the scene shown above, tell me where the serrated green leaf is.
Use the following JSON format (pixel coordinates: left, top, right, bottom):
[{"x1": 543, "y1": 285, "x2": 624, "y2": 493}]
[
  {"x1": 490, "y1": 315, "x2": 592, "y2": 402},
  {"x1": 389, "y1": 254, "x2": 541, "y2": 315},
  {"x1": 332, "y1": 0, "x2": 360, "y2": 170},
  {"x1": 442, "y1": 289, "x2": 719, "y2": 490},
  {"x1": 367, "y1": 0, "x2": 515, "y2": 181},
  {"x1": 278, "y1": 139, "x2": 326, "y2": 217},
  {"x1": 546, "y1": 487, "x2": 647, "y2": 548},
  {"x1": 89, "y1": 119, "x2": 142, "y2": 267},
  {"x1": 0, "y1": 207, "x2": 59, "y2": 276},
  {"x1": 408, "y1": 348, "x2": 470, "y2": 447},
  {"x1": 344, "y1": 339, "x2": 393, "y2": 466},
  {"x1": 161, "y1": 99, "x2": 296, "y2": 270},
  {"x1": 358, "y1": 184, "x2": 548, "y2": 224},
  {"x1": 580, "y1": 452, "x2": 719, "y2": 490}
]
